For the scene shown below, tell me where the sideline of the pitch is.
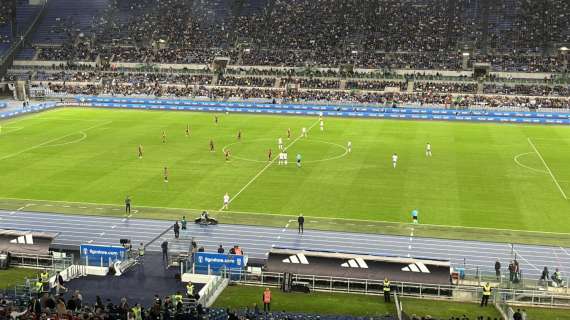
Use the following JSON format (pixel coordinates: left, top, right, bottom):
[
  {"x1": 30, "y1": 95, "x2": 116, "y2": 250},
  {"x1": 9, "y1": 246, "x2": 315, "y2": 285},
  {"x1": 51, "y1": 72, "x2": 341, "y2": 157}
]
[{"x1": 1, "y1": 195, "x2": 570, "y2": 237}]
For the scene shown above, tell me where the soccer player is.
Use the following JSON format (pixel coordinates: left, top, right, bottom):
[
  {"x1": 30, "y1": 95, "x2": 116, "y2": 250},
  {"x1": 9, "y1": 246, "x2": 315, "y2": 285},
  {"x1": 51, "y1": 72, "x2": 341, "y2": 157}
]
[
  {"x1": 347, "y1": 141, "x2": 352, "y2": 153},
  {"x1": 426, "y1": 143, "x2": 432, "y2": 157},
  {"x1": 164, "y1": 166, "x2": 169, "y2": 183},
  {"x1": 411, "y1": 209, "x2": 419, "y2": 224},
  {"x1": 301, "y1": 127, "x2": 307, "y2": 137},
  {"x1": 278, "y1": 137, "x2": 283, "y2": 151},
  {"x1": 210, "y1": 139, "x2": 215, "y2": 152},
  {"x1": 214, "y1": 116, "x2": 218, "y2": 124},
  {"x1": 237, "y1": 130, "x2": 242, "y2": 140},
  {"x1": 223, "y1": 193, "x2": 230, "y2": 210},
  {"x1": 268, "y1": 148, "x2": 273, "y2": 161},
  {"x1": 185, "y1": 124, "x2": 190, "y2": 137},
  {"x1": 138, "y1": 144, "x2": 143, "y2": 159},
  {"x1": 287, "y1": 128, "x2": 291, "y2": 140},
  {"x1": 283, "y1": 151, "x2": 288, "y2": 165},
  {"x1": 296, "y1": 153, "x2": 302, "y2": 168},
  {"x1": 162, "y1": 130, "x2": 167, "y2": 144},
  {"x1": 392, "y1": 153, "x2": 398, "y2": 169},
  {"x1": 278, "y1": 152, "x2": 283, "y2": 165},
  {"x1": 319, "y1": 119, "x2": 324, "y2": 131},
  {"x1": 225, "y1": 149, "x2": 231, "y2": 161}
]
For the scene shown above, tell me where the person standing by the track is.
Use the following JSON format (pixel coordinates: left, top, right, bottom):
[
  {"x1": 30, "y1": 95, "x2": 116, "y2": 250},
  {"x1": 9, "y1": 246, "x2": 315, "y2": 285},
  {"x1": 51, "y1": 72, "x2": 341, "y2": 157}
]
[
  {"x1": 297, "y1": 214, "x2": 304, "y2": 234},
  {"x1": 494, "y1": 259, "x2": 501, "y2": 281},
  {"x1": 173, "y1": 221, "x2": 180, "y2": 239},
  {"x1": 161, "y1": 241, "x2": 168, "y2": 262},
  {"x1": 125, "y1": 196, "x2": 131, "y2": 215}
]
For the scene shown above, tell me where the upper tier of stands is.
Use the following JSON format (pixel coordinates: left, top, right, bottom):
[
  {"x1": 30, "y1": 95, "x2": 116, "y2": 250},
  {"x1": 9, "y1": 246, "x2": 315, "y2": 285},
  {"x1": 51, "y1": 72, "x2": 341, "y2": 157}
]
[
  {"x1": 7, "y1": 0, "x2": 569, "y2": 72},
  {"x1": 0, "y1": 0, "x2": 42, "y2": 56}
]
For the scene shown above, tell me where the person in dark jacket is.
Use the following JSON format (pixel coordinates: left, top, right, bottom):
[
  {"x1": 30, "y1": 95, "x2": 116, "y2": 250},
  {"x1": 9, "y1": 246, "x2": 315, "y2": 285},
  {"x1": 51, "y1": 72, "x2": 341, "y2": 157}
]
[
  {"x1": 298, "y1": 214, "x2": 305, "y2": 234},
  {"x1": 494, "y1": 259, "x2": 501, "y2": 281},
  {"x1": 173, "y1": 221, "x2": 180, "y2": 239}
]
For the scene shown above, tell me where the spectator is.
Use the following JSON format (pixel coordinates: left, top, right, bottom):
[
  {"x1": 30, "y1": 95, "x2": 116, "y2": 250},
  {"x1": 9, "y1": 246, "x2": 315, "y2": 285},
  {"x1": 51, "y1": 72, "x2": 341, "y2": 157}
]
[
  {"x1": 262, "y1": 288, "x2": 271, "y2": 313},
  {"x1": 494, "y1": 259, "x2": 501, "y2": 281}
]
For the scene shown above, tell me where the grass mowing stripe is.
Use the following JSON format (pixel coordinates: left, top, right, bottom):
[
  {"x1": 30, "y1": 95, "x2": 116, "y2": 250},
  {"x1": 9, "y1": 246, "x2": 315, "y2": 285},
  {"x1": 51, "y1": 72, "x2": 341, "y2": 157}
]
[{"x1": 527, "y1": 137, "x2": 568, "y2": 200}]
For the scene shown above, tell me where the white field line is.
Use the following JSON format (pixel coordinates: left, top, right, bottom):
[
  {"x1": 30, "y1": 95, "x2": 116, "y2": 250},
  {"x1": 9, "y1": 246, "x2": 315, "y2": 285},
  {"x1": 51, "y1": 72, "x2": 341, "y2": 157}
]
[
  {"x1": 0, "y1": 121, "x2": 111, "y2": 161},
  {"x1": 220, "y1": 119, "x2": 320, "y2": 210},
  {"x1": 1, "y1": 195, "x2": 570, "y2": 237},
  {"x1": 41, "y1": 131, "x2": 87, "y2": 148},
  {"x1": 527, "y1": 138, "x2": 568, "y2": 200},
  {"x1": 513, "y1": 152, "x2": 547, "y2": 174}
]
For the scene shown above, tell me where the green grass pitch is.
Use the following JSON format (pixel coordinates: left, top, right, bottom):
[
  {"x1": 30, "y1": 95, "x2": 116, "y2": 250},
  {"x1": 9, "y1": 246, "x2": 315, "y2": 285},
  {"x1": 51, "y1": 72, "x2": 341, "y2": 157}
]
[{"x1": 1, "y1": 107, "x2": 569, "y2": 236}]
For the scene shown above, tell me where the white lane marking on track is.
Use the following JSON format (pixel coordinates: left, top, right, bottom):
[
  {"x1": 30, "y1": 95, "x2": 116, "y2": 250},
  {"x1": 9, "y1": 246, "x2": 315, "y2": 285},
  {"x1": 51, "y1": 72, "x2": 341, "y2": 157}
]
[
  {"x1": 1, "y1": 210, "x2": 568, "y2": 257},
  {"x1": 513, "y1": 152, "x2": 547, "y2": 174},
  {"x1": 527, "y1": 138, "x2": 568, "y2": 200},
  {"x1": 560, "y1": 247, "x2": 570, "y2": 257},
  {"x1": 0, "y1": 121, "x2": 111, "y2": 161},
  {"x1": 513, "y1": 246, "x2": 541, "y2": 271},
  {"x1": 220, "y1": 119, "x2": 319, "y2": 210}
]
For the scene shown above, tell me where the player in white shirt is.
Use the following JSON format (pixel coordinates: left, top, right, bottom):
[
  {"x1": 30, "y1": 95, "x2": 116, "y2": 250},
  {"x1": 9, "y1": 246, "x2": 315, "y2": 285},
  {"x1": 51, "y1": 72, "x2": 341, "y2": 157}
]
[
  {"x1": 347, "y1": 141, "x2": 352, "y2": 153},
  {"x1": 278, "y1": 152, "x2": 284, "y2": 165},
  {"x1": 223, "y1": 193, "x2": 230, "y2": 210},
  {"x1": 301, "y1": 127, "x2": 307, "y2": 137},
  {"x1": 392, "y1": 153, "x2": 398, "y2": 168},
  {"x1": 426, "y1": 143, "x2": 432, "y2": 157},
  {"x1": 319, "y1": 120, "x2": 324, "y2": 131},
  {"x1": 283, "y1": 151, "x2": 288, "y2": 165},
  {"x1": 278, "y1": 137, "x2": 283, "y2": 150}
]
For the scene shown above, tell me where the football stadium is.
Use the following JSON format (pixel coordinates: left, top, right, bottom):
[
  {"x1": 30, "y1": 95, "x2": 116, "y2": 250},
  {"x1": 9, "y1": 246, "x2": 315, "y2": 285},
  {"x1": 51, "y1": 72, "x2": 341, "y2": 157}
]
[{"x1": 0, "y1": 0, "x2": 569, "y2": 319}]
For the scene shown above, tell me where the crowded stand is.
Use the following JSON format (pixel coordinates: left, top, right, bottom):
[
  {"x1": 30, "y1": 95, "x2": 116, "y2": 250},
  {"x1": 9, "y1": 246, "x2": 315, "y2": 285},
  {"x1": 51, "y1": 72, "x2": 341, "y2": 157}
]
[
  {"x1": 413, "y1": 82, "x2": 478, "y2": 94},
  {"x1": 218, "y1": 76, "x2": 275, "y2": 88}
]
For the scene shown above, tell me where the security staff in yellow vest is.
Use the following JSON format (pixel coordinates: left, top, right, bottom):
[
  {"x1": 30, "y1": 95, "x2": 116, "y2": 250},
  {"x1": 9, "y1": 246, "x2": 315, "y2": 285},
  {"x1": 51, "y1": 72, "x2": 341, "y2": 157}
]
[
  {"x1": 383, "y1": 278, "x2": 391, "y2": 302},
  {"x1": 186, "y1": 281, "x2": 194, "y2": 298},
  {"x1": 173, "y1": 291, "x2": 184, "y2": 309},
  {"x1": 34, "y1": 280, "x2": 44, "y2": 297},
  {"x1": 131, "y1": 303, "x2": 142, "y2": 320},
  {"x1": 480, "y1": 282, "x2": 492, "y2": 306},
  {"x1": 40, "y1": 271, "x2": 50, "y2": 292},
  {"x1": 40, "y1": 271, "x2": 49, "y2": 283}
]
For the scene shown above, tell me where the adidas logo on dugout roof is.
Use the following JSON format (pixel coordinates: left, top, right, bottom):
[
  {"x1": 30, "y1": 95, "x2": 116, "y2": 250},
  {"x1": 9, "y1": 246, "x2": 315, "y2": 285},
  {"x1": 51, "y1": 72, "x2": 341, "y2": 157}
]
[
  {"x1": 282, "y1": 253, "x2": 309, "y2": 264},
  {"x1": 341, "y1": 258, "x2": 368, "y2": 269},
  {"x1": 10, "y1": 234, "x2": 34, "y2": 245},
  {"x1": 402, "y1": 262, "x2": 431, "y2": 273}
]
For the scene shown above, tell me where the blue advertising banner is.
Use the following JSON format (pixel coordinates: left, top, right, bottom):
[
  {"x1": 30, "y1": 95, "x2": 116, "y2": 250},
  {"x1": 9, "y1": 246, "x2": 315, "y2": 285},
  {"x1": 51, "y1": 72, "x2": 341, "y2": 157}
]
[
  {"x1": 0, "y1": 102, "x2": 58, "y2": 119},
  {"x1": 80, "y1": 244, "x2": 126, "y2": 266},
  {"x1": 0, "y1": 102, "x2": 7, "y2": 109},
  {"x1": 194, "y1": 252, "x2": 247, "y2": 273},
  {"x1": 74, "y1": 96, "x2": 570, "y2": 125}
]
